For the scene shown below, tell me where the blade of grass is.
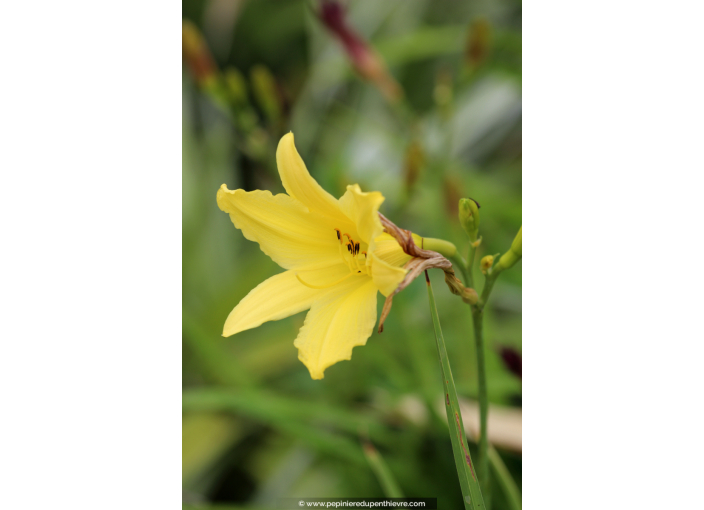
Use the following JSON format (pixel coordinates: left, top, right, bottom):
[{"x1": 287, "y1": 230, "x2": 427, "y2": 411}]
[
  {"x1": 182, "y1": 313, "x2": 252, "y2": 387},
  {"x1": 182, "y1": 387, "x2": 391, "y2": 442},
  {"x1": 426, "y1": 271, "x2": 485, "y2": 510},
  {"x1": 488, "y1": 446, "x2": 521, "y2": 510},
  {"x1": 183, "y1": 388, "x2": 394, "y2": 465},
  {"x1": 361, "y1": 438, "x2": 404, "y2": 498}
]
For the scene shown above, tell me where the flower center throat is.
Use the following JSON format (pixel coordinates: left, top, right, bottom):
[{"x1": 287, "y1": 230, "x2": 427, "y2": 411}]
[
  {"x1": 294, "y1": 228, "x2": 370, "y2": 290},
  {"x1": 334, "y1": 228, "x2": 369, "y2": 276}
]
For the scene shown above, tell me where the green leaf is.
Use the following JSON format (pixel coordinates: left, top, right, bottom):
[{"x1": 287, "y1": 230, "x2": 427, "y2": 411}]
[
  {"x1": 182, "y1": 387, "x2": 393, "y2": 465},
  {"x1": 362, "y1": 439, "x2": 404, "y2": 498},
  {"x1": 489, "y1": 446, "x2": 522, "y2": 510},
  {"x1": 426, "y1": 272, "x2": 486, "y2": 510}
]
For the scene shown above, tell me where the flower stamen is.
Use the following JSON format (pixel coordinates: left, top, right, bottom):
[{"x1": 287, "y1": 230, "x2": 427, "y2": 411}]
[{"x1": 334, "y1": 229, "x2": 369, "y2": 275}]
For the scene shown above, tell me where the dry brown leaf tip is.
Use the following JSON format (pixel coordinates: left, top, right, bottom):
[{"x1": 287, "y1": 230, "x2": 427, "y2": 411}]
[{"x1": 377, "y1": 213, "x2": 477, "y2": 333}]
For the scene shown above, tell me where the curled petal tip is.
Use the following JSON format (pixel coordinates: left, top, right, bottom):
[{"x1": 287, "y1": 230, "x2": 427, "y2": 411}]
[{"x1": 280, "y1": 131, "x2": 295, "y2": 145}]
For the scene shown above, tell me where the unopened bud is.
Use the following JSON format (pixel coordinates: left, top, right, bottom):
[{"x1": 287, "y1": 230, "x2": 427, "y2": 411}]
[
  {"x1": 182, "y1": 20, "x2": 218, "y2": 88},
  {"x1": 422, "y1": 237, "x2": 457, "y2": 258},
  {"x1": 433, "y1": 69, "x2": 453, "y2": 117},
  {"x1": 465, "y1": 17, "x2": 492, "y2": 68},
  {"x1": 445, "y1": 273, "x2": 478, "y2": 305},
  {"x1": 511, "y1": 227, "x2": 522, "y2": 256},
  {"x1": 403, "y1": 140, "x2": 425, "y2": 192},
  {"x1": 318, "y1": 0, "x2": 402, "y2": 103},
  {"x1": 494, "y1": 226, "x2": 522, "y2": 273},
  {"x1": 251, "y1": 65, "x2": 281, "y2": 124},
  {"x1": 459, "y1": 198, "x2": 480, "y2": 241},
  {"x1": 499, "y1": 346, "x2": 522, "y2": 379},
  {"x1": 480, "y1": 254, "x2": 494, "y2": 274},
  {"x1": 224, "y1": 68, "x2": 248, "y2": 107}
]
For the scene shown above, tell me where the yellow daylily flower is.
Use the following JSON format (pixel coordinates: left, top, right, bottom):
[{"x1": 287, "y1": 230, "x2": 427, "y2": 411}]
[{"x1": 217, "y1": 132, "x2": 411, "y2": 379}]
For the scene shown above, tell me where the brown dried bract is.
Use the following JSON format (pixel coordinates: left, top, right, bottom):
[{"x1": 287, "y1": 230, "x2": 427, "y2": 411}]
[{"x1": 377, "y1": 213, "x2": 478, "y2": 333}]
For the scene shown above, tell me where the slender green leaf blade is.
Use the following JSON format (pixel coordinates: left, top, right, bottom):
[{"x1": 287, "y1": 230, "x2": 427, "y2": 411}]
[
  {"x1": 489, "y1": 446, "x2": 521, "y2": 510},
  {"x1": 362, "y1": 439, "x2": 404, "y2": 498},
  {"x1": 426, "y1": 273, "x2": 485, "y2": 510}
]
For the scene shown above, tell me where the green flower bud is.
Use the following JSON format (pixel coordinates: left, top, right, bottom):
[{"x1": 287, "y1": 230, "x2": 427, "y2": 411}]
[
  {"x1": 445, "y1": 273, "x2": 478, "y2": 305},
  {"x1": 510, "y1": 227, "x2": 522, "y2": 257},
  {"x1": 403, "y1": 140, "x2": 425, "y2": 193},
  {"x1": 251, "y1": 65, "x2": 281, "y2": 124},
  {"x1": 465, "y1": 17, "x2": 492, "y2": 69},
  {"x1": 495, "y1": 226, "x2": 522, "y2": 272},
  {"x1": 458, "y1": 198, "x2": 480, "y2": 241},
  {"x1": 422, "y1": 236, "x2": 457, "y2": 258},
  {"x1": 182, "y1": 20, "x2": 218, "y2": 89},
  {"x1": 480, "y1": 254, "x2": 494, "y2": 274},
  {"x1": 224, "y1": 68, "x2": 248, "y2": 108}
]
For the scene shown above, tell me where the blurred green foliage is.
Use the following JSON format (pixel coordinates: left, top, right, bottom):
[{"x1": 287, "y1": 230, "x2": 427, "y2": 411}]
[{"x1": 183, "y1": 0, "x2": 521, "y2": 508}]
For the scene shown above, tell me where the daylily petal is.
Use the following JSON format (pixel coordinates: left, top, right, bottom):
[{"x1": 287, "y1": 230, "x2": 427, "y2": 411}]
[
  {"x1": 277, "y1": 133, "x2": 346, "y2": 221},
  {"x1": 369, "y1": 251, "x2": 407, "y2": 297},
  {"x1": 217, "y1": 184, "x2": 341, "y2": 270},
  {"x1": 338, "y1": 184, "x2": 385, "y2": 244},
  {"x1": 373, "y1": 232, "x2": 413, "y2": 268},
  {"x1": 219, "y1": 132, "x2": 420, "y2": 380},
  {"x1": 294, "y1": 277, "x2": 378, "y2": 379},
  {"x1": 294, "y1": 264, "x2": 362, "y2": 289},
  {"x1": 222, "y1": 265, "x2": 350, "y2": 337},
  {"x1": 338, "y1": 187, "x2": 408, "y2": 296}
]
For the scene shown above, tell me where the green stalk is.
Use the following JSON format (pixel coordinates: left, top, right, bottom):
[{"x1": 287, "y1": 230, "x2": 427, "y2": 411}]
[
  {"x1": 426, "y1": 271, "x2": 485, "y2": 510},
  {"x1": 460, "y1": 226, "x2": 522, "y2": 509},
  {"x1": 362, "y1": 439, "x2": 404, "y2": 498},
  {"x1": 449, "y1": 252, "x2": 471, "y2": 289},
  {"x1": 455, "y1": 239, "x2": 489, "y2": 503},
  {"x1": 420, "y1": 233, "x2": 521, "y2": 508},
  {"x1": 476, "y1": 272, "x2": 499, "y2": 311},
  {"x1": 470, "y1": 306, "x2": 490, "y2": 502},
  {"x1": 467, "y1": 243, "x2": 477, "y2": 289},
  {"x1": 469, "y1": 269, "x2": 503, "y2": 507},
  {"x1": 488, "y1": 446, "x2": 522, "y2": 510}
]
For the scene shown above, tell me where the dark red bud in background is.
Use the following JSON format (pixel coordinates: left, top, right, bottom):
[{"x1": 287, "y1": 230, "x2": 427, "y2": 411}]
[
  {"x1": 318, "y1": 1, "x2": 402, "y2": 103},
  {"x1": 499, "y1": 346, "x2": 522, "y2": 379}
]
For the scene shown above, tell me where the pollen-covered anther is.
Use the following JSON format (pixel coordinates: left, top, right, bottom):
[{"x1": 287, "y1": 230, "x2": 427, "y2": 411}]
[{"x1": 334, "y1": 229, "x2": 369, "y2": 275}]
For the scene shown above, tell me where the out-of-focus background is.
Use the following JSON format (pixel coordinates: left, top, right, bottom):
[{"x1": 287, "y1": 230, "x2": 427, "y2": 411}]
[{"x1": 183, "y1": 0, "x2": 521, "y2": 508}]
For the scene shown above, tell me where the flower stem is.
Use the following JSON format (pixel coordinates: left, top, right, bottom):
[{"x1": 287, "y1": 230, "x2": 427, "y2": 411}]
[
  {"x1": 456, "y1": 230, "x2": 521, "y2": 509},
  {"x1": 470, "y1": 304, "x2": 490, "y2": 502},
  {"x1": 467, "y1": 243, "x2": 477, "y2": 288},
  {"x1": 476, "y1": 271, "x2": 499, "y2": 311},
  {"x1": 425, "y1": 271, "x2": 485, "y2": 510},
  {"x1": 469, "y1": 268, "x2": 505, "y2": 507},
  {"x1": 362, "y1": 438, "x2": 404, "y2": 498},
  {"x1": 488, "y1": 446, "x2": 522, "y2": 510},
  {"x1": 449, "y1": 252, "x2": 471, "y2": 288}
]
